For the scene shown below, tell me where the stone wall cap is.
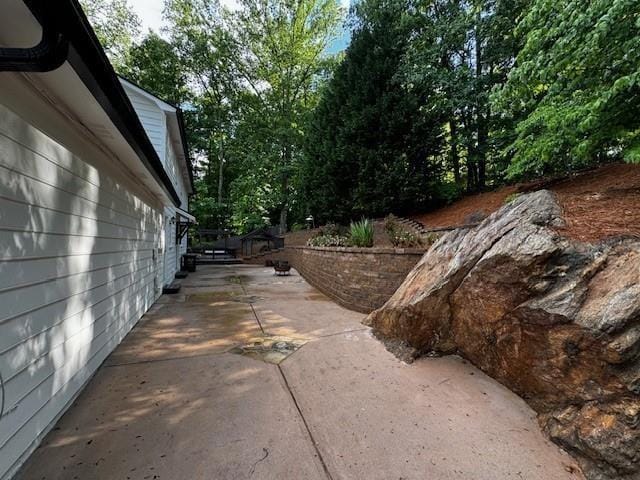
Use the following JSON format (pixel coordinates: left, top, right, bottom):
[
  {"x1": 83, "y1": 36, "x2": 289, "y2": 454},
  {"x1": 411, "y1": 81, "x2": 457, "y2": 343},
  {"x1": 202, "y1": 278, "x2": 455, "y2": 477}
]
[{"x1": 287, "y1": 245, "x2": 426, "y2": 255}]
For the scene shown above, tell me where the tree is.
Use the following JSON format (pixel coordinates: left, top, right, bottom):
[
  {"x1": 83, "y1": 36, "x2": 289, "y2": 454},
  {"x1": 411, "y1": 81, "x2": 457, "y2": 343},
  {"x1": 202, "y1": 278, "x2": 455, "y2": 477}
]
[
  {"x1": 401, "y1": 0, "x2": 530, "y2": 192},
  {"x1": 493, "y1": 0, "x2": 640, "y2": 178},
  {"x1": 79, "y1": 0, "x2": 141, "y2": 69},
  {"x1": 121, "y1": 32, "x2": 189, "y2": 105},
  {"x1": 226, "y1": 0, "x2": 343, "y2": 232},
  {"x1": 165, "y1": 0, "x2": 342, "y2": 234},
  {"x1": 302, "y1": 0, "x2": 447, "y2": 223},
  {"x1": 165, "y1": 0, "x2": 239, "y2": 230}
]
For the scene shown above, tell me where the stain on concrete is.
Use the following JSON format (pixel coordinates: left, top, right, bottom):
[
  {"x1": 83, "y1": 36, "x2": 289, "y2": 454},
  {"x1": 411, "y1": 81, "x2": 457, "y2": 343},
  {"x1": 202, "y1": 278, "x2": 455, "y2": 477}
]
[
  {"x1": 224, "y1": 274, "x2": 252, "y2": 284},
  {"x1": 230, "y1": 335, "x2": 307, "y2": 364},
  {"x1": 231, "y1": 294, "x2": 263, "y2": 304},
  {"x1": 187, "y1": 291, "x2": 239, "y2": 303}
]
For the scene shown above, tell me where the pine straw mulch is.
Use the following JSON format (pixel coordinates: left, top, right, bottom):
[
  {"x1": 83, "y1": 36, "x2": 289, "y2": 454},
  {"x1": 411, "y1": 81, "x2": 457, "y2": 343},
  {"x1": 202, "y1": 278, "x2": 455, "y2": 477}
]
[{"x1": 411, "y1": 163, "x2": 640, "y2": 244}]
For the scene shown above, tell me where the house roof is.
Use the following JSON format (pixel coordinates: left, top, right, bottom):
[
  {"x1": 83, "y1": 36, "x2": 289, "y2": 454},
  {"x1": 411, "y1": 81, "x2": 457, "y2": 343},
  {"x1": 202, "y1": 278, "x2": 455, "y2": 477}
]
[{"x1": 0, "y1": 0, "x2": 182, "y2": 206}]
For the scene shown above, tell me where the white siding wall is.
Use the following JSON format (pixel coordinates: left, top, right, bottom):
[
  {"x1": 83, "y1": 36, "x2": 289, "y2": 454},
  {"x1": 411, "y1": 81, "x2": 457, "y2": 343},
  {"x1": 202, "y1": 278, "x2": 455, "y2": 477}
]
[
  {"x1": 122, "y1": 85, "x2": 191, "y2": 287},
  {"x1": 0, "y1": 103, "x2": 164, "y2": 479},
  {"x1": 166, "y1": 135, "x2": 189, "y2": 262},
  {"x1": 126, "y1": 90, "x2": 166, "y2": 163},
  {"x1": 163, "y1": 206, "x2": 177, "y2": 285}
]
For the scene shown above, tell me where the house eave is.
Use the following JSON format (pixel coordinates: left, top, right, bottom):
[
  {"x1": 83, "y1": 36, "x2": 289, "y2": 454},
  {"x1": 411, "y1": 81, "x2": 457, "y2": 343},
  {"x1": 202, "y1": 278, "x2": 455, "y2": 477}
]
[{"x1": 0, "y1": 0, "x2": 182, "y2": 207}]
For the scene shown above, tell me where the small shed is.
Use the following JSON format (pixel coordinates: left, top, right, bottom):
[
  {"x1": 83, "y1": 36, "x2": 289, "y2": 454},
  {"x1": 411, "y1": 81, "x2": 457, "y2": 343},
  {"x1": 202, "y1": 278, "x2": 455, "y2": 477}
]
[{"x1": 240, "y1": 227, "x2": 284, "y2": 257}]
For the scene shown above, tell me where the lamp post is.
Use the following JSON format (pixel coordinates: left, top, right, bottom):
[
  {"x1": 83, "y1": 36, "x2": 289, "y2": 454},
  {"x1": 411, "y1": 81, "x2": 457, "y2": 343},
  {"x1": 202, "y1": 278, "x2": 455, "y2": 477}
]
[{"x1": 305, "y1": 215, "x2": 315, "y2": 229}]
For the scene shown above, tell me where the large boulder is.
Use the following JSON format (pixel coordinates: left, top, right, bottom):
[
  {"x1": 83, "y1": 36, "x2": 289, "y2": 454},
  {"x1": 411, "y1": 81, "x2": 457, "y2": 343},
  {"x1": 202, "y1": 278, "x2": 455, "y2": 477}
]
[{"x1": 365, "y1": 190, "x2": 640, "y2": 480}]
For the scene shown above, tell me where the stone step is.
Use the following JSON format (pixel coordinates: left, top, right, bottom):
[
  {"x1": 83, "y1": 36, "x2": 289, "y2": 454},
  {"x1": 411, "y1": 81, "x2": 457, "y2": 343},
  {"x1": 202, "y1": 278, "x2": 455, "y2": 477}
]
[
  {"x1": 197, "y1": 258, "x2": 243, "y2": 265},
  {"x1": 162, "y1": 282, "x2": 181, "y2": 294}
]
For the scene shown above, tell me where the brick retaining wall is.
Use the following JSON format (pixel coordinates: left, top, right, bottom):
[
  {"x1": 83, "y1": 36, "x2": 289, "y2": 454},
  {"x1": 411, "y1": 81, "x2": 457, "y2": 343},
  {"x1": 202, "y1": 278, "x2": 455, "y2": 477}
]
[{"x1": 244, "y1": 246, "x2": 425, "y2": 313}]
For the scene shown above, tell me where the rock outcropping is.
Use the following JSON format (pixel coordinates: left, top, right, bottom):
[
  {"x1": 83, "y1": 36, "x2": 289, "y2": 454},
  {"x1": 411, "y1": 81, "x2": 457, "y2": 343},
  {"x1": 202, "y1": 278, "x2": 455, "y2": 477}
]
[{"x1": 365, "y1": 190, "x2": 640, "y2": 480}]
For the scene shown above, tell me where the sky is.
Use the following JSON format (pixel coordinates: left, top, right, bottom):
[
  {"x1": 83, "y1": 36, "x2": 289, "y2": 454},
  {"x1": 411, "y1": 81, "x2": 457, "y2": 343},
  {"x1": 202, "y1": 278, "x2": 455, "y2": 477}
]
[{"x1": 128, "y1": 0, "x2": 350, "y2": 53}]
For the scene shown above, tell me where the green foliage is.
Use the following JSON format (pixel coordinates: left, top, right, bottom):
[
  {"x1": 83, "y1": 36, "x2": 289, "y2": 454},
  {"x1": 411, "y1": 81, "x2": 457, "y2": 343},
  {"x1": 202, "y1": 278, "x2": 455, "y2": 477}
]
[
  {"x1": 291, "y1": 223, "x2": 307, "y2": 232},
  {"x1": 392, "y1": 230, "x2": 424, "y2": 248},
  {"x1": 83, "y1": 0, "x2": 640, "y2": 235},
  {"x1": 302, "y1": 0, "x2": 448, "y2": 223},
  {"x1": 306, "y1": 221, "x2": 357, "y2": 246},
  {"x1": 307, "y1": 234, "x2": 351, "y2": 247},
  {"x1": 302, "y1": 0, "x2": 531, "y2": 224},
  {"x1": 493, "y1": 0, "x2": 640, "y2": 178},
  {"x1": 383, "y1": 215, "x2": 400, "y2": 236},
  {"x1": 503, "y1": 192, "x2": 521, "y2": 204},
  {"x1": 434, "y1": 181, "x2": 465, "y2": 206},
  {"x1": 422, "y1": 231, "x2": 440, "y2": 246},
  {"x1": 318, "y1": 223, "x2": 343, "y2": 237},
  {"x1": 165, "y1": 0, "x2": 344, "y2": 233},
  {"x1": 349, "y1": 219, "x2": 374, "y2": 247},
  {"x1": 121, "y1": 32, "x2": 189, "y2": 105},
  {"x1": 189, "y1": 183, "x2": 230, "y2": 230},
  {"x1": 79, "y1": 0, "x2": 141, "y2": 69},
  {"x1": 384, "y1": 215, "x2": 424, "y2": 248}
]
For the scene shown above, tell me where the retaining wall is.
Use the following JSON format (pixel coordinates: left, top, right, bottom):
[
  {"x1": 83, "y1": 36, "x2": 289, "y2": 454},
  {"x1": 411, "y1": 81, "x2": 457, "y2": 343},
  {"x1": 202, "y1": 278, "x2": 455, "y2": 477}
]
[{"x1": 245, "y1": 246, "x2": 425, "y2": 313}]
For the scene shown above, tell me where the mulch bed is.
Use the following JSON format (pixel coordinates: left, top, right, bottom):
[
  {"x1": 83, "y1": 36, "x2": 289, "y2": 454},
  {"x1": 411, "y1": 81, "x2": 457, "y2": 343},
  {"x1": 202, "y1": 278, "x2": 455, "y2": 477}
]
[{"x1": 411, "y1": 163, "x2": 640, "y2": 243}]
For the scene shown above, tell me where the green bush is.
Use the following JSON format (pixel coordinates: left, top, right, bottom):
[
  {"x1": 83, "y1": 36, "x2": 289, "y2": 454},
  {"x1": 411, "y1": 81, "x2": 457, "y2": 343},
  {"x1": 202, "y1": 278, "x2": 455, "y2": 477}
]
[
  {"x1": 319, "y1": 222, "x2": 342, "y2": 237},
  {"x1": 349, "y1": 218, "x2": 374, "y2": 247},
  {"x1": 504, "y1": 192, "x2": 521, "y2": 204},
  {"x1": 392, "y1": 230, "x2": 424, "y2": 248},
  {"x1": 383, "y1": 214, "x2": 399, "y2": 236},
  {"x1": 306, "y1": 234, "x2": 351, "y2": 247},
  {"x1": 435, "y1": 181, "x2": 464, "y2": 205},
  {"x1": 307, "y1": 223, "x2": 349, "y2": 247},
  {"x1": 422, "y1": 232, "x2": 440, "y2": 246},
  {"x1": 384, "y1": 214, "x2": 424, "y2": 248}
]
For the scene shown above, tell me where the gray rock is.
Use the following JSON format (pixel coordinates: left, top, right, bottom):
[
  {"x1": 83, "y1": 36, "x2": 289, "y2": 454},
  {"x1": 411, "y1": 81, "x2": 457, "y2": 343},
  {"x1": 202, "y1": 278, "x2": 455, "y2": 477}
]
[{"x1": 366, "y1": 190, "x2": 640, "y2": 480}]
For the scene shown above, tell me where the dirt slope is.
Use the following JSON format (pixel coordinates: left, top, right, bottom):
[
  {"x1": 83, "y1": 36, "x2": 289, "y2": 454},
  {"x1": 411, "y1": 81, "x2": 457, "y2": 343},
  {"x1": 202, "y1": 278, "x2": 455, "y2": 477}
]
[{"x1": 412, "y1": 163, "x2": 640, "y2": 243}]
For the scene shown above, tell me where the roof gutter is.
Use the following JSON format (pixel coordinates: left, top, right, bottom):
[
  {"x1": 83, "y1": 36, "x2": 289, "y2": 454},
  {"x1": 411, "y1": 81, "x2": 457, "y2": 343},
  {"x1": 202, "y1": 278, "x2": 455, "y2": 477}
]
[
  {"x1": 0, "y1": 0, "x2": 182, "y2": 207},
  {"x1": 176, "y1": 109, "x2": 195, "y2": 193}
]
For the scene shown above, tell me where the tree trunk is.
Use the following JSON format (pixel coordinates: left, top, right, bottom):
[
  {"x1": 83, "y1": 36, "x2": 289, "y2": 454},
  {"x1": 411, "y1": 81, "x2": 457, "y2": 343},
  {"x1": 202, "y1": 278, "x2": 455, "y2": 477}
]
[
  {"x1": 477, "y1": 114, "x2": 487, "y2": 189},
  {"x1": 279, "y1": 204, "x2": 288, "y2": 235},
  {"x1": 217, "y1": 142, "x2": 224, "y2": 205},
  {"x1": 474, "y1": 6, "x2": 486, "y2": 190},
  {"x1": 449, "y1": 120, "x2": 461, "y2": 184},
  {"x1": 279, "y1": 145, "x2": 291, "y2": 235},
  {"x1": 467, "y1": 157, "x2": 477, "y2": 193}
]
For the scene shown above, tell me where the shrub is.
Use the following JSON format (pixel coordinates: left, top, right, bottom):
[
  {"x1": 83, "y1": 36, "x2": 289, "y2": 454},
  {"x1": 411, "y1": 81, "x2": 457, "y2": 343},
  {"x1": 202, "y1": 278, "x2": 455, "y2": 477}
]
[
  {"x1": 422, "y1": 232, "x2": 440, "y2": 246},
  {"x1": 384, "y1": 214, "x2": 399, "y2": 236},
  {"x1": 350, "y1": 218, "x2": 374, "y2": 247},
  {"x1": 435, "y1": 181, "x2": 464, "y2": 205},
  {"x1": 392, "y1": 230, "x2": 424, "y2": 248},
  {"x1": 319, "y1": 222, "x2": 341, "y2": 236},
  {"x1": 384, "y1": 214, "x2": 424, "y2": 248},
  {"x1": 307, "y1": 223, "x2": 350, "y2": 247},
  {"x1": 306, "y1": 234, "x2": 351, "y2": 247},
  {"x1": 504, "y1": 192, "x2": 521, "y2": 204}
]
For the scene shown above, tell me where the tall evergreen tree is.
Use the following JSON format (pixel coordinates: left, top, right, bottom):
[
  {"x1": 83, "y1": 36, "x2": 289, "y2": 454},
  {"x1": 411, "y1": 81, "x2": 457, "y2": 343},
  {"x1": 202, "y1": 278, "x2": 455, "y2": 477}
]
[{"x1": 302, "y1": 0, "x2": 446, "y2": 223}]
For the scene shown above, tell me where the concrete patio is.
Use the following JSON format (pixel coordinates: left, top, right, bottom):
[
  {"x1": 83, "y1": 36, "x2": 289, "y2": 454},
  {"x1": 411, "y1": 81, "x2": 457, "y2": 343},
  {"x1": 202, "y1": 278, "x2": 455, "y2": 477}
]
[{"x1": 18, "y1": 265, "x2": 582, "y2": 480}]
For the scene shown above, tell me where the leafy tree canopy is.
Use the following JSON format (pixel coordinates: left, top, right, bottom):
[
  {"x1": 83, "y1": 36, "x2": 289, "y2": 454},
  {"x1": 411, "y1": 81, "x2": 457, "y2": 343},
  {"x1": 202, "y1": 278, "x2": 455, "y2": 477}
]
[
  {"x1": 494, "y1": 0, "x2": 640, "y2": 178},
  {"x1": 80, "y1": 0, "x2": 640, "y2": 233},
  {"x1": 80, "y1": 0, "x2": 141, "y2": 69},
  {"x1": 121, "y1": 32, "x2": 190, "y2": 106}
]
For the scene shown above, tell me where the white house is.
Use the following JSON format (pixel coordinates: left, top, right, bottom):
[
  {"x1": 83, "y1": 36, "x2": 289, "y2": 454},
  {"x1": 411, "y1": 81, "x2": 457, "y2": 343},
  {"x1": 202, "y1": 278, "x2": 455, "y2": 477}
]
[
  {"x1": 119, "y1": 78, "x2": 195, "y2": 288},
  {"x1": 0, "y1": 1, "x2": 195, "y2": 478}
]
